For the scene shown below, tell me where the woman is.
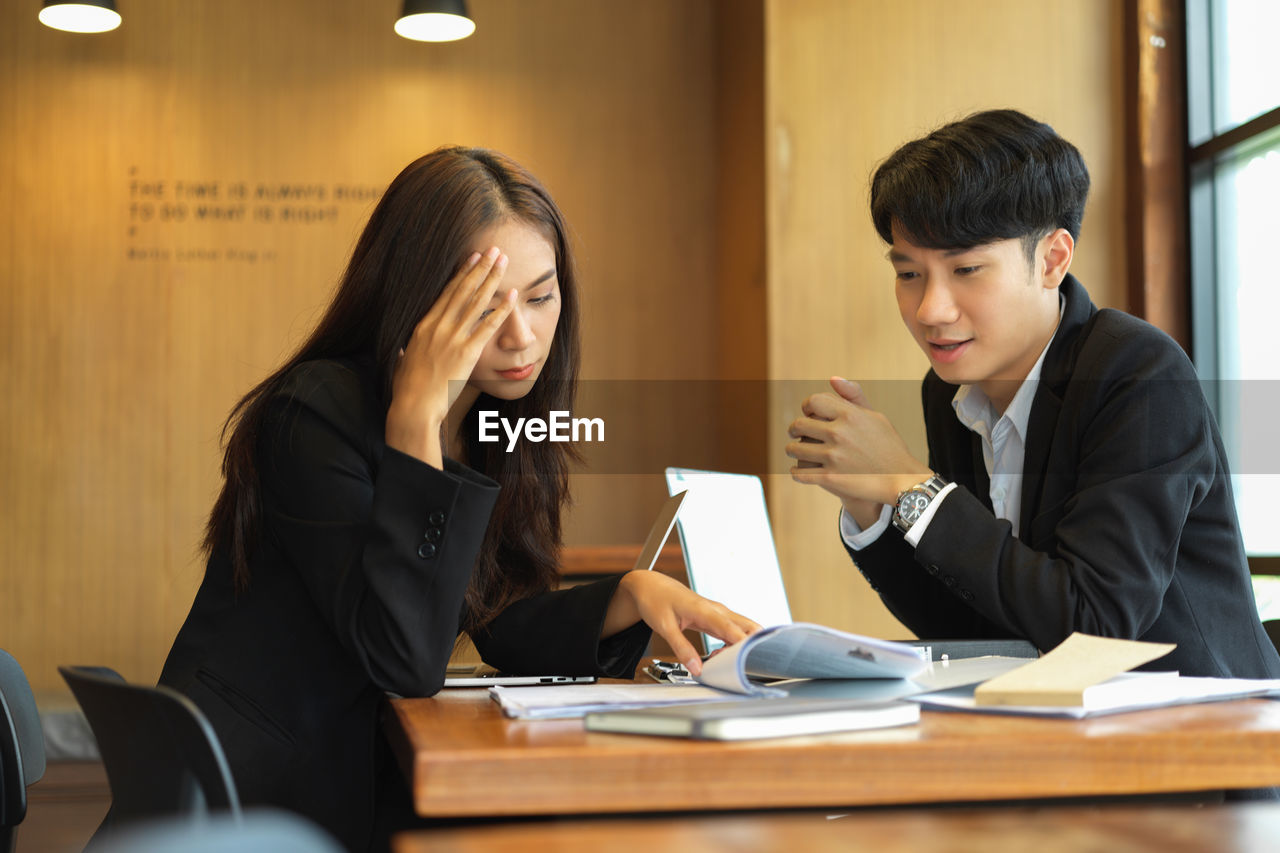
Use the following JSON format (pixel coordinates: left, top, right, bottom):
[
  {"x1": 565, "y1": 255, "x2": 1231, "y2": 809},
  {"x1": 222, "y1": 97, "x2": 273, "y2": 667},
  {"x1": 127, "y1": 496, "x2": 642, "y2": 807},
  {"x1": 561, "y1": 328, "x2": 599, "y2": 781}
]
[{"x1": 158, "y1": 147, "x2": 758, "y2": 850}]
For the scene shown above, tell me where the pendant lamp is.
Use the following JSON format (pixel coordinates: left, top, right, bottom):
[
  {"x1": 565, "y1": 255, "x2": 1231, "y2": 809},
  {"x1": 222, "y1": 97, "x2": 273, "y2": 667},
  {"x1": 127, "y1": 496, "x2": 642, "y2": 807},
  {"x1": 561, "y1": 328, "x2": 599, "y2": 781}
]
[
  {"x1": 395, "y1": 0, "x2": 475, "y2": 42},
  {"x1": 38, "y1": 0, "x2": 121, "y2": 33}
]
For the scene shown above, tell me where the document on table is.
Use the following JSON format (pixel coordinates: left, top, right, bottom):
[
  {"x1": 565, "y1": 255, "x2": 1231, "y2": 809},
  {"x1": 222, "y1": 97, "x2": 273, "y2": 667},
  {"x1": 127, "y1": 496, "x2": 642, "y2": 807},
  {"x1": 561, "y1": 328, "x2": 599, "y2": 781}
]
[
  {"x1": 910, "y1": 633, "x2": 1280, "y2": 717},
  {"x1": 489, "y1": 683, "x2": 749, "y2": 720},
  {"x1": 915, "y1": 672, "x2": 1280, "y2": 719},
  {"x1": 696, "y1": 622, "x2": 929, "y2": 697},
  {"x1": 972, "y1": 633, "x2": 1175, "y2": 706},
  {"x1": 489, "y1": 655, "x2": 1029, "y2": 720}
]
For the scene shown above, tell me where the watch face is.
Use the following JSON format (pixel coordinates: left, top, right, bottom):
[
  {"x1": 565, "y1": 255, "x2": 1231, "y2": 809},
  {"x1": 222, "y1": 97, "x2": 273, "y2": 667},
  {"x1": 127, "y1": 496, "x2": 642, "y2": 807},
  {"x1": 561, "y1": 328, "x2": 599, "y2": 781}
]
[{"x1": 899, "y1": 491, "x2": 931, "y2": 524}]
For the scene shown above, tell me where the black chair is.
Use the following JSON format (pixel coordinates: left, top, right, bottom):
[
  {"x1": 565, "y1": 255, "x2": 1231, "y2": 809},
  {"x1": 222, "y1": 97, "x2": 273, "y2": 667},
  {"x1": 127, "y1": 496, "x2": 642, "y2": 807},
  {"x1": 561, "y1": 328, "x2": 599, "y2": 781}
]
[
  {"x1": 1, "y1": 650, "x2": 47, "y2": 853},
  {"x1": 1265, "y1": 619, "x2": 1280, "y2": 656},
  {"x1": 89, "y1": 809, "x2": 341, "y2": 853},
  {"x1": 57, "y1": 666, "x2": 240, "y2": 839}
]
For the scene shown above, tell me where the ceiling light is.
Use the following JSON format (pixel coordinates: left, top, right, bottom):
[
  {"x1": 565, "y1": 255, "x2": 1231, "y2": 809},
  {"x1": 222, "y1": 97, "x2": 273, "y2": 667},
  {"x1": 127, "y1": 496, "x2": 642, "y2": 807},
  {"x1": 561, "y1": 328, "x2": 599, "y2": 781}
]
[
  {"x1": 395, "y1": 0, "x2": 475, "y2": 43},
  {"x1": 38, "y1": 1, "x2": 121, "y2": 34}
]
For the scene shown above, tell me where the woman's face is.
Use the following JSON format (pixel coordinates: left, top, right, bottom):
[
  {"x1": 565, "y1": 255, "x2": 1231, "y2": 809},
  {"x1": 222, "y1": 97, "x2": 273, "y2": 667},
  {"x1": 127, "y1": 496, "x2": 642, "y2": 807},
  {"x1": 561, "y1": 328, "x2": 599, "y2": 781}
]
[{"x1": 465, "y1": 219, "x2": 561, "y2": 401}]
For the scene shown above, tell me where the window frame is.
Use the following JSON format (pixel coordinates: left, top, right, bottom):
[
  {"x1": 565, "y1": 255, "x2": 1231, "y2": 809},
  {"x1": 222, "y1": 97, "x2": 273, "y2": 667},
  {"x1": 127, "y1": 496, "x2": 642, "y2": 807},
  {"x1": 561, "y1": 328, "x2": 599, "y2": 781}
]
[{"x1": 1129, "y1": 0, "x2": 1280, "y2": 566}]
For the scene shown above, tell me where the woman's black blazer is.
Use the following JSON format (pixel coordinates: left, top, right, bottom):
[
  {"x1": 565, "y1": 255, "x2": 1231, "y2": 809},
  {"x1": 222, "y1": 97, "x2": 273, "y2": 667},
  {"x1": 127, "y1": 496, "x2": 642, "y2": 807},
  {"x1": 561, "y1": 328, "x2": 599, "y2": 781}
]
[{"x1": 159, "y1": 358, "x2": 648, "y2": 850}]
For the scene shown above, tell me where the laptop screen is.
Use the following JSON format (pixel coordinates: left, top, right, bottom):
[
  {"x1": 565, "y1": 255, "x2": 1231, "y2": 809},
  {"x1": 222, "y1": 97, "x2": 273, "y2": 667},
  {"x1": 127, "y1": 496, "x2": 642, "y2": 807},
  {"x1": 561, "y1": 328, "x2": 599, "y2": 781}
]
[{"x1": 665, "y1": 468, "x2": 793, "y2": 652}]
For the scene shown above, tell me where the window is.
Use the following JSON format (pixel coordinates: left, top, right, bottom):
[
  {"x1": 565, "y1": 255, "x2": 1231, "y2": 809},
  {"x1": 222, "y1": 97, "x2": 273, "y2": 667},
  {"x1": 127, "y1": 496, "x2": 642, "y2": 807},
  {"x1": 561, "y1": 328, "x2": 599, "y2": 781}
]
[{"x1": 1186, "y1": 0, "x2": 1280, "y2": 556}]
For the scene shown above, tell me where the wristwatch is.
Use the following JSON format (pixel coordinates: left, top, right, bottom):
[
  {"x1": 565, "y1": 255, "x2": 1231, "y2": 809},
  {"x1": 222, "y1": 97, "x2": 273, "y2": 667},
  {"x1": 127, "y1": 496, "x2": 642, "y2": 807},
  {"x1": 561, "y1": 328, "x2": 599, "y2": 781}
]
[{"x1": 892, "y1": 474, "x2": 950, "y2": 534}]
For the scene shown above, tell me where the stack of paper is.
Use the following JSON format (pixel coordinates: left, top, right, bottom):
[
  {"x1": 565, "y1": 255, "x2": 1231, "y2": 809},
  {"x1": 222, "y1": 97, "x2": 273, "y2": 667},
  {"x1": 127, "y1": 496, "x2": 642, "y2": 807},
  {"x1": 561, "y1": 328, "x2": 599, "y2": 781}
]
[
  {"x1": 914, "y1": 633, "x2": 1280, "y2": 718},
  {"x1": 490, "y1": 683, "x2": 744, "y2": 720},
  {"x1": 490, "y1": 632, "x2": 1280, "y2": 725},
  {"x1": 918, "y1": 672, "x2": 1280, "y2": 719},
  {"x1": 490, "y1": 653, "x2": 1027, "y2": 721}
]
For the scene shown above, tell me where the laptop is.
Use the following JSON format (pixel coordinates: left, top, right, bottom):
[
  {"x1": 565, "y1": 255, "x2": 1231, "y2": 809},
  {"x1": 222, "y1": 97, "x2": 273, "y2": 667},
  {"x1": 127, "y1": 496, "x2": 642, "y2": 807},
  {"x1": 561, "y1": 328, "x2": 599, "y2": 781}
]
[
  {"x1": 665, "y1": 467, "x2": 792, "y2": 652},
  {"x1": 442, "y1": 490, "x2": 689, "y2": 687}
]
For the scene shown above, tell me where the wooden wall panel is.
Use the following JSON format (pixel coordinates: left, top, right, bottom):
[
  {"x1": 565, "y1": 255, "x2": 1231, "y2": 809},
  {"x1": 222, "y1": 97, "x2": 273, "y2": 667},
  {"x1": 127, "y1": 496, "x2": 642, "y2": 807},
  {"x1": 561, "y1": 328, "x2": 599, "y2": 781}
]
[
  {"x1": 712, "y1": 0, "x2": 768, "y2": 476},
  {"x1": 764, "y1": 0, "x2": 1128, "y2": 639},
  {"x1": 1, "y1": 0, "x2": 1134, "y2": 698},
  {"x1": 0, "y1": 0, "x2": 717, "y2": 693}
]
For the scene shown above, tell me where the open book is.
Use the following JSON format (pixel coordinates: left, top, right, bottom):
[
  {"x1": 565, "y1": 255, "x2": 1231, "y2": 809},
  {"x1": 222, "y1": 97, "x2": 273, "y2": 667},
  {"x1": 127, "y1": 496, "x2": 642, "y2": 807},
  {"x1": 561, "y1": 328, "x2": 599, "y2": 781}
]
[
  {"x1": 489, "y1": 653, "x2": 1028, "y2": 719},
  {"x1": 695, "y1": 622, "x2": 930, "y2": 697}
]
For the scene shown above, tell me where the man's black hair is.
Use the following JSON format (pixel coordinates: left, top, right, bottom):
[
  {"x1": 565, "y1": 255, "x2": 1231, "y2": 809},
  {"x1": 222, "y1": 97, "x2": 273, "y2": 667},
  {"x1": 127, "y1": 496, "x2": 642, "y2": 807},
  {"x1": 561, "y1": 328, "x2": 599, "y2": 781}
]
[{"x1": 870, "y1": 109, "x2": 1090, "y2": 259}]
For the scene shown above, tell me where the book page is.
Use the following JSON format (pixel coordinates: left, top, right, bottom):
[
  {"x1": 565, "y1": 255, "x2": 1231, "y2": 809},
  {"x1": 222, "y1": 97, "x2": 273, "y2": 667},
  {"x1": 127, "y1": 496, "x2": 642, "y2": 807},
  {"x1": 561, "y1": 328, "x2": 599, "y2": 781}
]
[
  {"x1": 696, "y1": 623, "x2": 928, "y2": 696},
  {"x1": 696, "y1": 638, "x2": 773, "y2": 695}
]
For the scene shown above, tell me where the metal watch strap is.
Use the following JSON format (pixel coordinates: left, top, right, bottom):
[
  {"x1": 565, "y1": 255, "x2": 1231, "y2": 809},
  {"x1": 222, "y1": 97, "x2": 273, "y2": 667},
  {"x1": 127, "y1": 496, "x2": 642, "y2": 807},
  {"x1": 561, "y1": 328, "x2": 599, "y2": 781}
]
[{"x1": 891, "y1": 474, "x2": 950, "y2": 534}]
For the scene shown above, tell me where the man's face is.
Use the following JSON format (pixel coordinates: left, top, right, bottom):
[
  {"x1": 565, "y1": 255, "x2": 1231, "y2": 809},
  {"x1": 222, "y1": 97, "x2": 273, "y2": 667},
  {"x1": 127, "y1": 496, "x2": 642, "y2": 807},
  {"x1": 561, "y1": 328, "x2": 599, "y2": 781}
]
[{"x1": 889, "y1": 223, "x2": 1063, "y2": 407}]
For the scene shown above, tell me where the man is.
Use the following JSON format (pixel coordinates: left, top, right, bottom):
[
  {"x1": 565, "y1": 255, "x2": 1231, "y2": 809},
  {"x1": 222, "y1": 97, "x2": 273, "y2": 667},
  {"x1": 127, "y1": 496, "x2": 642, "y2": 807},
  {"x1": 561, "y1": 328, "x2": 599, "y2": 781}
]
[{"x1": 787, "y1": 109, "x2": 1280, "y2": 680}]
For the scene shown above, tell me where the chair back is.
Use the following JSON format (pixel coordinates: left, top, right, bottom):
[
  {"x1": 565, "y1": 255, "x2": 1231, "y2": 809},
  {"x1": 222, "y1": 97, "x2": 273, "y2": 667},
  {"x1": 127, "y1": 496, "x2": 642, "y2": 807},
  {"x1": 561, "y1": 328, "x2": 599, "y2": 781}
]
[
  {"x1": 1, "y1": 649, "x2": 46, "y2": 852},
  {"x1": 90, "y1": 809, "x2": 342, "y2": 853},
  {"x1": 58, "y1": 666, "x2": 240, "y2": 825}
]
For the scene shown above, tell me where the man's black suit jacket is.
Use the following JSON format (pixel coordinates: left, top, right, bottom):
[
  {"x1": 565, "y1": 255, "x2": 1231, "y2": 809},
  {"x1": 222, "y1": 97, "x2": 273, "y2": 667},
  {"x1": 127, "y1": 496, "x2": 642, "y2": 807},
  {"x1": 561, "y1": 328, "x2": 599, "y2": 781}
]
[
  {"x1": 159, "y1": 358, "x2": 649, "y2": 851},
  {"x1": 849, "y1": 275, "x2": 1280, "y2": 680}
]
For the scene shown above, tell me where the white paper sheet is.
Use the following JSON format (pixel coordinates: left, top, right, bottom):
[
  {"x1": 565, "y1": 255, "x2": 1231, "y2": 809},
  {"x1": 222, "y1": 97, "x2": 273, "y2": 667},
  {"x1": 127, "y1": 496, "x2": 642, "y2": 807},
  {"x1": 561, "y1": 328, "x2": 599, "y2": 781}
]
[{"x1": 489, "y1": 683, "x2": 746, "y2": 719}]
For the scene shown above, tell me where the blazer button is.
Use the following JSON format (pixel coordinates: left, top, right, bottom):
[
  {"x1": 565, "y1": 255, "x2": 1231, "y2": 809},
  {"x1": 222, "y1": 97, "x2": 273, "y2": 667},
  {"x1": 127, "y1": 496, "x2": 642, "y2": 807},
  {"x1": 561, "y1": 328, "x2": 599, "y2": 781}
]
[
  {"x1": 417, "y1": 542, "x2": 438, "y2": 560},
  {"x1": 424, "y1": 527, "x2": 443, "y2": 543},
  {"x1": 927, "y1": 565, "x2": 940, "y2": 577},
  {"x1": 943, "y1": 575, "x2": 956, "y2": 587},
  {"x1": 428, "y1": 510, "x2": 447, "y2": 526},
  {"x1": 960, "y1": 590, "x2": 975, "y2": 601}
]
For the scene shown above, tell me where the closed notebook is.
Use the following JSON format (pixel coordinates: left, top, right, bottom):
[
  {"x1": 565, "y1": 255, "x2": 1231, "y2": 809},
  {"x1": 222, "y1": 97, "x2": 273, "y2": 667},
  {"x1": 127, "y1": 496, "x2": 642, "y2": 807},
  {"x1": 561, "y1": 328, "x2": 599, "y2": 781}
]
[{"x1": 584, "y1": 697, "x2": 920, "y2": 741}]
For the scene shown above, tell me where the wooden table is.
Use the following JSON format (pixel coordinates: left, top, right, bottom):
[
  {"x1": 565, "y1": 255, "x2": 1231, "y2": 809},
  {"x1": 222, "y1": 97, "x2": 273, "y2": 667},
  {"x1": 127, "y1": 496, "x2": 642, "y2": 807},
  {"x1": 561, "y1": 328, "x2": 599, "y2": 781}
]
[
  {"x1": 383, "y1": 688, "x2": 1280, "y2": 818},
  {"x1": 394, "y1": 802, "x2": 1280, "y2": 853}
]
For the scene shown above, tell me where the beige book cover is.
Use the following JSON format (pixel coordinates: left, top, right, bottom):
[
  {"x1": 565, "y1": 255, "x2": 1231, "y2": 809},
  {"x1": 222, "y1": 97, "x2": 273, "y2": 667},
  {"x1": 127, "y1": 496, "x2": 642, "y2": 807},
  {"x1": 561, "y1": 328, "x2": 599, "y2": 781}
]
[{"x1": 973, "y1": 633, "x2": 1176, "y2": 707}]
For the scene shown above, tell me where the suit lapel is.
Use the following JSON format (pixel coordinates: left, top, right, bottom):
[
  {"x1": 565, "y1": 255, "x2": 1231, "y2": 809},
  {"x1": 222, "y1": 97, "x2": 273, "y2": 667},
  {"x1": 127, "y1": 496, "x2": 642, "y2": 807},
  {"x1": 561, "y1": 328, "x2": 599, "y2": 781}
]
[
  {"x1": 1019, "y1": 388, "x2": 1062, "y2": 533},
  {"x1": 1018, "y1": 275, "x2": 1096, "y2": 535},
  {"x1": 970, "y1": 431, "x2": 992, "y2": 510}
]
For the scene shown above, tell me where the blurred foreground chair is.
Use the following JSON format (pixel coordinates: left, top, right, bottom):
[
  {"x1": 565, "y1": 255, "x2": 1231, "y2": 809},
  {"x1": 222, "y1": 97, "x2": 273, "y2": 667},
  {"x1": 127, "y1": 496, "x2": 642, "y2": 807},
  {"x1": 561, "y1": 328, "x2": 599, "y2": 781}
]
[
  {"x1": 58, "y1": 666, "x2": 239, "y2": 845},
  {"x1": 1, "y1": 650, "x2": 47, "y2": 853},
  {"x1": 90, "y1": 808, "x2": 341, "y2": 853}
]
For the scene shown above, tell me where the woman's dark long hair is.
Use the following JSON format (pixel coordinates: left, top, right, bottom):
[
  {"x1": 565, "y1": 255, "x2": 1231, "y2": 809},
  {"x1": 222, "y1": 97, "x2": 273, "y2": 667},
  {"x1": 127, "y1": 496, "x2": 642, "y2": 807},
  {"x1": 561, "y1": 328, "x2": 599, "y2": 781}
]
[{"x1": 204, "y1": 146, "x2": 581, "y2": 630}]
